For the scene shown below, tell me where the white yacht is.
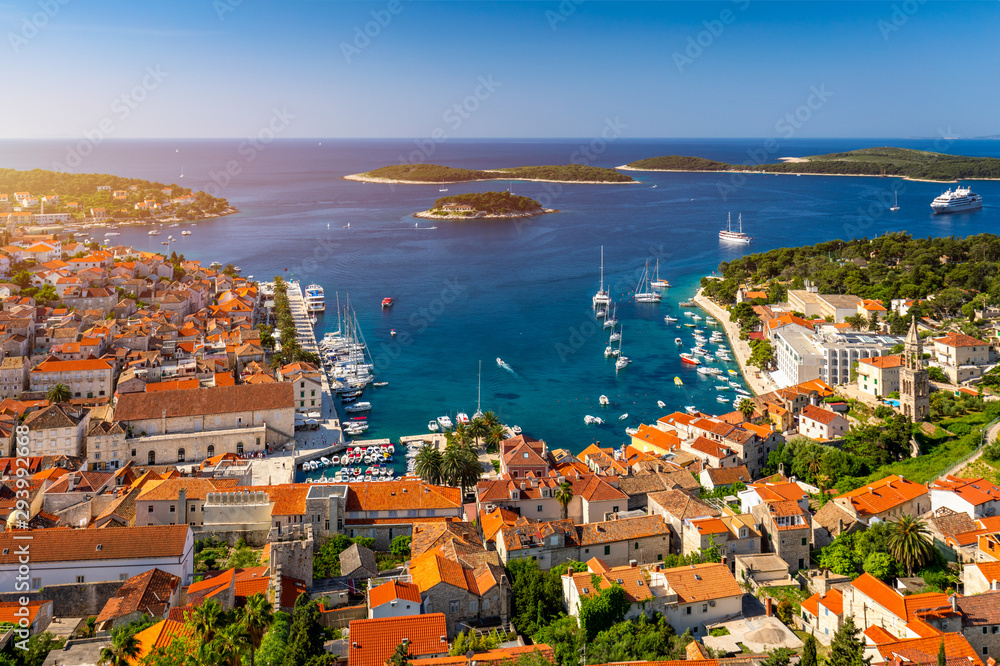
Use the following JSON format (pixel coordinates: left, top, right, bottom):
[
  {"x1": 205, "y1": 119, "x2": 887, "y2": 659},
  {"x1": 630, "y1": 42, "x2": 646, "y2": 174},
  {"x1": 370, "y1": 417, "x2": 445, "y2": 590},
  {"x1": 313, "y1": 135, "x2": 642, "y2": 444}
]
[
  {"x1": 719, "y1": 212, "x2": 752, "y2": 244},
  {"x1": 593, "y1": 246, "x2": 611, "y2": 308},
  {"x1": 599, "y1": 395, "x2": 609, "y2": 406},
  {"x1": 634, "y1": 261, "x2": 661, "y2": 302},
  {"x1": 650, "y1": 258, "x2": 670, "y2": 289},
  {"x1": 428, "y1": 420, "x2": 440, "y2": 432},
  {"x1": 437, "y1": 415, "x2": 454, "y2": 429},
  {"x1": 305, "y1": 284, "x2": 325, "y2": 312},
  {"x1": 147, "y1": 230, "x2": 161, "y2": 236},
  {"x1": 931, "y1": 185, "x2": 982, "y2": 214}
]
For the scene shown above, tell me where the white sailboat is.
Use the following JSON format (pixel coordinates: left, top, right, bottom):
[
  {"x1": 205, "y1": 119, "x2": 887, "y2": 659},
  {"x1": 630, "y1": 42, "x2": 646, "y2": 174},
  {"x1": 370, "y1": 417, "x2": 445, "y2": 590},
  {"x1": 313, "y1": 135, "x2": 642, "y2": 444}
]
[
  {"x1": 615, "y1": 326, "x2": 629, "y2": 370},
  {"x1": 473, "y1": 360, "x2": 484, "y2": 419},
  {"x1": 634, "y1": 261, "x2": 661, "y2": 302},
  {"x1": 603, "y1": 304, "x2": 618, "y2": 329},
  {"x1": 890, "y1": 189, "x2": 900, "y2": 212},
  {"x1": 650, "y1": 258, "x2": 670, "y2": 289},
  {"x1": 593, "y1": 246, "x2": 610, "y2": 309}
]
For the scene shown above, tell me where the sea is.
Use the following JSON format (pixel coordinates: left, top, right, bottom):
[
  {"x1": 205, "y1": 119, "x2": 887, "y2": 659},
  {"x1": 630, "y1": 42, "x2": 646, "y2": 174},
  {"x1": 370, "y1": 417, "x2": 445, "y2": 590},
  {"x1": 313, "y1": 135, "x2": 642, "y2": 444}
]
[{"x1": 3, "y1": 137, "x2": 1000, "y2": 458}]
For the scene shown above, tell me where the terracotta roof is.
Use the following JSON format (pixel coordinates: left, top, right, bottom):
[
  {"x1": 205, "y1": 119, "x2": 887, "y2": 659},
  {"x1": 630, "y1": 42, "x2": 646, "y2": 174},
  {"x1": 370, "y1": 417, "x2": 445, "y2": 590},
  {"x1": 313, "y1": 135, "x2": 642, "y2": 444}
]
[
  {"x1": 837, "y1": 475, "x2": 928, "y2": 517},
  {"x1": 346, "y1": 481, "x2": 461, "y2": 513},
  {"x1": 369, "y1": 580, "x2": 422, "y2": 608},
  {"x1": 864, "y1": 625, "x2": 899, "y2": 644},
  {"x1": 31, "y1": 357, "x2": 113, "y2": 373},
  {"x1": 690, "y1": 517, "x2": 729, "y2": 536},
  {"x1": 479, "y1": 507, "x2": 521, "y2": 544},
  {"x1": 934, "y1": 332, "x2": 986, "y2": 348},
  {"x1": 410, "y1": 522, "x2": 482, "y2": 557},
  {"x1": 704, "y1": 466, "x2": 751, "y2": 486},
  {"x1": 132, "y1": 619, "x2": 194, "y2": 664},
  {"x1": 689, "y1": 436, "x2": 735, "y2": 459},
  {"x1": 929, "y1": 476, "x2": 1000, "y2": 507},
  {"x1": 114, "y1": 383, "x2": 294, "y2": 420},
  {"x1": 658, "y1": 562, "x2": 742, "y2": 603},
  {"x1": 409, "y1": 646, "x2": 554, "y2": 666},
  {"x1": 95, "y1": 568, "x2": 180, "y2": 623},
  {"x1": 349, "y1": 614, "x2": 449, "y2": 666},
  {"x1": 957, "y1": 591, "x2": 1000, "y2": 626},
  {"x1": 859, "y1": 354, "x2": 903, "y2": 369},
  {"x1": 852, "y1": 573, "x2": 951, "y2": 623},
  {"x1": 800, "y1": 404, "x2": 842, "y2": 426},
  {"x1": 875, "y1": 633, "x2": 982, "y2": 666},
  {"x1": 0, "y1": 525, "x2": 189, "y2": 563},
  {"x1": 138, "y1": 477, "x2": 237, "y2": 502},
  {"x1": 566, "y1": 564, "x2": 654, "y2": 605},
  {"x1": 647, "y1": 489, "x2": 719, "y2": 521}
]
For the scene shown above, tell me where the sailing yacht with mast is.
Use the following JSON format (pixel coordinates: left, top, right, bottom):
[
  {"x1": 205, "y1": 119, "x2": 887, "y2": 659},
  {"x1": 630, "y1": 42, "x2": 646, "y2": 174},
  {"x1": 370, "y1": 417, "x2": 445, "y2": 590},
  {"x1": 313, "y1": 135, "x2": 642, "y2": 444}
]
[
  {"x1": 890, "y1": 190, "x2": 900, "y2": 212},
  {"x1": 719, "y1": 213, "x2": 752, "y2": 244},
  {"x1": 650, "y1": 258, "x2": 670, "y2": 289},
  {"x1": 473, "y1": 360, "x2": 484, "y2": 420},
  {"x1": 593, "y1": 246, "x2": 611, "y2": 309},
  {"x1": 634, "y1": 261, "x2": 661, "y2": 302},
  {"x1": 615, "y1": 326, "x2": 630, "y2": 371}
]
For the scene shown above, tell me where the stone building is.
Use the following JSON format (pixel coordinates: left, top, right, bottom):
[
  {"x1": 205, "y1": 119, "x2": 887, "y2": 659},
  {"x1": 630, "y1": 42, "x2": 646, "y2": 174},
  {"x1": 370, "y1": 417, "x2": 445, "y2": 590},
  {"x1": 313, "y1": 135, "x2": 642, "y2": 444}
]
[
  {"x1": 751, "y1": 499, "x2": 812, "y2": 573},
  {"x1": 899, "y1": 317, "x2": 929, "y2": 421}
]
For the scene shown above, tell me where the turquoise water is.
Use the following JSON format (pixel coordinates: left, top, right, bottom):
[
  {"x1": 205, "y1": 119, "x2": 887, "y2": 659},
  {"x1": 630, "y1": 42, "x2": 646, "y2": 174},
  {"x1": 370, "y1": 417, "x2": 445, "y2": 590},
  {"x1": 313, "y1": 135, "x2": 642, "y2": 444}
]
[{"x1": 4, "y1": 138, "x2": 1000, "y2": 455}]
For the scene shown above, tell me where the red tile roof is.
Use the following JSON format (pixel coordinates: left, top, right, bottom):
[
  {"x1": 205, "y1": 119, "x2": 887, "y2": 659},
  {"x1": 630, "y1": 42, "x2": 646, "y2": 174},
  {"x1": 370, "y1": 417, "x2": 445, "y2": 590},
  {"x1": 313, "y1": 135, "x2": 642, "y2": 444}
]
[
  {"x1": 933, "y1": 332, "x2": 986, "y2": 348},
  {"x1": 801, "y1": 404, "x2": 842, "y2": 426},
  {"x1": 369, "y1": 580, "x2": 422, "y2": 608},
  {"x1": 349, "y1": 613, "x2": 449, "y2": 666},
  {"x1": 837, "y1": 475, "x2": 928, "y2": 517},
  {"x1": 0, "y1": 525, "x2": 189, "y2": 563}
]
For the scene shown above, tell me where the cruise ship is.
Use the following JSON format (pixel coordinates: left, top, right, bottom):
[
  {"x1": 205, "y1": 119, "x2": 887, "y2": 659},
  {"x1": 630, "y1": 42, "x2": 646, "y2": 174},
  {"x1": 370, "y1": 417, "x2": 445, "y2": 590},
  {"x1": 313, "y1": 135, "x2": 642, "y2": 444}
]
[
  {"x1": 719, "y1": 212, "x2": 751, "y2": 244},
  {"x1": 931, "y1": 185, "x2": 983, "y2": 214},
  {"x1": 305, "y1": 284, "x2": 325, "y2": 312}
]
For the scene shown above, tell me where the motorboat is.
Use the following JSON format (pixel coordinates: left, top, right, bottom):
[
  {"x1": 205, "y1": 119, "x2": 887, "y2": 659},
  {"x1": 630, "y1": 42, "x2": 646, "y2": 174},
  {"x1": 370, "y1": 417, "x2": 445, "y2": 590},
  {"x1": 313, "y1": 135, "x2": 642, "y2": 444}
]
[
  {"x1": 675, "y1": 338, "x2": 683, "y2": 345},
  {"x1": 674, "y1": 377, "x2": 683, "y2": 386},
  {"x1": 599, "y1": 395, "x2": 609, "y2": 406},
  {"x1": 619, "y1": 413, "x2": 628, "y2": 421},
  {"x1": 664, "y1": 315, "x2": 677, "y2": 323},
  {"x1": 685, "y1": 405, "x2": 697, "y2": 414},
  {"x1": 456, "y1": 412, "x2": 470, "y2": 424},
  {"x1": 679, "y1": 353, "x2": 701, "y2": 365},
  {"x1": 657, "y1": 400, "x2": 666, "y2": 408},
  {"x1": 717, "y1": 395, "x2": 730, "y2": 403},
  {"x1": 345, "y1": 402, "x2": 372, "y2": 413},
  {"x1": 625, "y1": 427, "x2": 638, "y2": 436},
  {"x1": 437, "y1": 415, "x2": 453, "y2": 429},
  {"x1": 382, "y1": 297, "x2": 394, "y2": 308}
]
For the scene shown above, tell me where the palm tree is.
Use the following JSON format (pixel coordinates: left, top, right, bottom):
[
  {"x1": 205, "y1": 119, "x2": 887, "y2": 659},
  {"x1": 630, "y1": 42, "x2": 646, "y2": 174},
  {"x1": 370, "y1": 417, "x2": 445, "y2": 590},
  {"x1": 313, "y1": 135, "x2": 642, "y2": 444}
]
[
  {"x1": 555, "y1": 481, "x2": 573, "y2": 520},
  {"x1": 238, "y1": 592, "x2": 273, "y2": 666},
  {"x1": 98, "y1": 628, "x2": 141, "y2": 666},
  {"x1": 46, "y1": 383, "x2": 71, "y2": 404},
  {"x1": 190, "y1": 598, "x2": 226, "y2": 643},
  {"x1": 482, "y1": 410, "x2": 501, "y2": 429},
  {"x1": 484, "y1": 423, "x2": 507, "y2": 452},
  {"x1": 844, "y1": 314, "x2": 867, "y2": 332},
  {"x1": 738, "y1": 398, "x2": 755, "y2": 421},
  {"x1": 888, "y1": 514, "x2": 934, "y2": 577},
  {"x1": 414, "y1": 445, "x2": 443, "y2": 485},
  {"x1": 467, "y1": 416, "x2": 488, "y2": 446},
  {"x1": 456, "y1": 446, "x2": 483, "y2": 495},
  {"x1": 449, "y1": 422, "x2": 471, "y2": 448},
  {"x1": 213, "y1": 622, "x2": 251, "y2": 666},
  {"x1": 441, "y1": 445, "x2": 465, "y2": 487}
]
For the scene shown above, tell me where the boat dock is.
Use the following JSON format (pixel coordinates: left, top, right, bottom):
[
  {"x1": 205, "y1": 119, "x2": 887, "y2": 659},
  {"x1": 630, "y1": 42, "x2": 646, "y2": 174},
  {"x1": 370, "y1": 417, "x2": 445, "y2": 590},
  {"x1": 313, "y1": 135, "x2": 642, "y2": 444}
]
[{"x1": 286, "y1": 281, "x2": 343, "y2": 444}]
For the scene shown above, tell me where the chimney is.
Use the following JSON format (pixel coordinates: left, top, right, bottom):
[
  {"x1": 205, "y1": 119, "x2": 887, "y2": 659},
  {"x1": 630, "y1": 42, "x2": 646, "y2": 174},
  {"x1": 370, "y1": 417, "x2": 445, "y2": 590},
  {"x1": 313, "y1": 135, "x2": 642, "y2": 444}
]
[
  {"x1": 951, "y1": 594, "x2": 958, "y2": 612},
  {"x1": 630, "y1": 560, "x2": 637, "y2": 568},
  {"x1": 765, "y1": 597, "x2": 774, "y2": 617},
  {"x1": 178, "y1": 487, "x2": 187, "y2": 524},
  {"x1": 567, "y1": 567, "x2": 574, "y2": 577},
  {"x1": 721, "y1": 555, "x2": 728, "y2": 566}
]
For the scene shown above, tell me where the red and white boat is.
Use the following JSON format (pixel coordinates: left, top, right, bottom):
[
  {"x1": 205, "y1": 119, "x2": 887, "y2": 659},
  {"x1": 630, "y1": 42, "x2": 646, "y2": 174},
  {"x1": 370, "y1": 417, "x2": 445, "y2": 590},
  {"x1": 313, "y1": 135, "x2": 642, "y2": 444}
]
[
  {"x1": 381, "y1": 297, "x2": 394, "y2": 309},
  {"x1": 679, "y1": 353, "x2": 701, "y2": 365}
]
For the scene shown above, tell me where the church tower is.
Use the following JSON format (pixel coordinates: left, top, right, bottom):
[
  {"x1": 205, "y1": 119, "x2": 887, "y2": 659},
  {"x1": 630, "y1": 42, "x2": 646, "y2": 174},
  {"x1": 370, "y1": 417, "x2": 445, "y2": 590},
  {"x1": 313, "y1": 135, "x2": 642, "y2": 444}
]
[{"x1": 899, "y1": 316, "x2": 929, "y2": 421}]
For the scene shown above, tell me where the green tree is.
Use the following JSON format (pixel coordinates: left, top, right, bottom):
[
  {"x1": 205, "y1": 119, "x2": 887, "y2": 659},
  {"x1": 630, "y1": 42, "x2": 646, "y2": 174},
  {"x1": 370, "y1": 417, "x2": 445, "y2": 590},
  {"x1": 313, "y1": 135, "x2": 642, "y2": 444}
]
[
  {"x1": 238, "y1": 592, "x2": 274, "y2": 666},
  {"x1": 213, "y1": 622, "x2": 251, "y2": 666},
  {"x1": 388, "y1": 642, "x2": 412, "y2": 666},
  {"x1": 578, "y1": 585, "x2": 629, "y2": 641},
  {"x1": 98, "y1": 628, "x2": 140, "y2": 666},
  {"x1": 281, "y1": 595, "x2": 329, "y2": 666},
  {"x1": 738, "y1": 398, "x2": 756, "y2": 421},
  {"x1": 555, "y1": 481, "x2": 573, "y2": 520},
  {"x1": 414, "y1": 445, "x2": 443, "y2": 485},
  {"x1": 801, "y1": 633, "x2": 818, "y2": 666},
  {"x1": 938, "y1": 639, "x2": 946, "y2": 666},
  {"x1": 46, "y1": 383, "x2": 72, "y2": 404},
  {"x1": 256, "y1": 611, "x2": 291, "y2": 666},
  {"x1": 390, "y1": 535, "x2": 412, "y2": 558},
  {"x1": 863, "y1": 552, "x2": 895, "y2": 581},
  {"x1": 763, "y1": 648, "x2": 796, "y2": 666},
  {"x1": 889, "y1": 515, "x2": 933, "y2": 577},
  {"x1": 190, "y1": 598, "x2": 226, "y2": 643},
  {"x1": 828, "y1": 616, "x2": 871, "y2": 666}
]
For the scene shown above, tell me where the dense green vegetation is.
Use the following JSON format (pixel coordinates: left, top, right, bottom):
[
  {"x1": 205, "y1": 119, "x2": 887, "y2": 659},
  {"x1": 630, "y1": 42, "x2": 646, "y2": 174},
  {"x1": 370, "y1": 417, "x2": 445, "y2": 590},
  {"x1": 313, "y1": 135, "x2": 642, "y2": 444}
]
[
  {"x1": 0, "y1": 167, "x2": 230, "y2": 220},
  {"x1": 313, "y1": 534, "x2": 375, "y2": 579},
  {"x1": 270, "y1": 277, "x2": 321, "y2": 367},
  {"x1": 361, "y1": 163, "x2": 634, "y2": 183},
  {"x1": 702, "y1": 233, "x2": 1000, "y2": 319},
  {"x1": 626, "y1": 147, "x2": 1000, "y2": 181},
  {"x1": 194, "y1": 537, "x2": 261, "y2": 573},
  {"x1": 431, "y1": 191, "x2": 543, "y2": 215}
]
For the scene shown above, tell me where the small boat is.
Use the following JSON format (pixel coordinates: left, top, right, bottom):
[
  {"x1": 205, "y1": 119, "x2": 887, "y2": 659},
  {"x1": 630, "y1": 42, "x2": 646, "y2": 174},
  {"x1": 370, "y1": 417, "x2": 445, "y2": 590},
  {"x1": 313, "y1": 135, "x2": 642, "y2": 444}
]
[
  {"x1": 683, "y1": 323, "x2": 696, "y2": 328},
  {"x1": 728, "y1": 369, "x2": 738, "y2": 375},
  {"x1": 310, "y1": 315, "x2": 317, "y2": 325},
  {"x1": 345, "y1": 402, "x2": 372, "y2": 413},
  {"x1": 675, "y1": 338, "x2": 683, "y2": 345},
  {"x1": 609, "y1": 331, "x2": 620, "y2": 343},
  {"x1": 890, "y1": 189, "x2": 900, "y2": 212},
  {"x1": 437, "y1": 415, "x2": 453, "y2": 429},
  {"x1": 625, "y1": 427, "x2": 639, "y2": 436},
  {"x1": 456, "y1": 412, "x2": 470, "y2": 425},
  {"x1": 599, "y1": 395, "x2": 609, "y2": 406},
  {"x1": 717, "y1": 395, "x2": 731, "y2": 403},
  {"x1": 331, "y1": 456, "x2": 340, "y2": 465},
  {"x1": 373, "y1": 381, "x2": 389, "y2": 387},
  {"x1": 657, "y1": 400, "x2": 666, "y2": 408},
  {"x1": 382, "y1": 297, "x2": 394, "y2": 309},
  {"x1": 497, "y1": 358, "x2": 513, "y2": 372},
  {"x1": 320, "y1": 457, "x2": 331, "y2": 466},
  {"x1": 679, "y1": 353, "x2": 701, "y2": 365},
  {"x1": 439, "y1": 188, "x2": 448, "y2": 192},
  {"x1": 390, "y1": 329, "x2": 397, "y2": 337},
  {"x1": 511, "y1": 425, "x2": 522, "y2": 435},
  {"x1": 674, "y1": 377, "x2": 683, "y2": 386},
  {"x1": 429, "y1": 418, "x2": 440, "y2": 431},
  {"x1": 603, "y1": 305, "x2": 618, "y2": 328},
  {"x1": 685, "y1": 405, "x2": 697, "y2": 414},
  {"x1": 664, "y1": 315, "x2": 677, "y2": 323},
  {"x1": 584, "y1": 415, "x2": 597, "y2": 425},
  {"x1": 619, "y1": 413, "x2": 628, "y2": 421},
  {"x1": 604, "y1": 345, "x2": 616, "y2": 358},
  {"x1": 182, "y1": 230, "x2": 192, "y2": 235}
]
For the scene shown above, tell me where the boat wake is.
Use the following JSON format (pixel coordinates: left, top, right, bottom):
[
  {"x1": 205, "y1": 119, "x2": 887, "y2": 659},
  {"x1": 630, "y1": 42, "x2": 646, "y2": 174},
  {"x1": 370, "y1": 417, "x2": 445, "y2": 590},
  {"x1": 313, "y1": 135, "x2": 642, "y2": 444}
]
[{"x1": 496, "y1": 357, "x2": 517, "y2": 376}]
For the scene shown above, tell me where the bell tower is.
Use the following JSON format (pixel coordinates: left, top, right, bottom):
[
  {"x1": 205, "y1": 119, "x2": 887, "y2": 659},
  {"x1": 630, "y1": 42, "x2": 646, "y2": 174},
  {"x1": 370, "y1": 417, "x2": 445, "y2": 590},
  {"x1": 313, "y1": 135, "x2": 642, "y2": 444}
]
[{"x1": 899, "y1": 316, "x2": 929, "y2": 421}]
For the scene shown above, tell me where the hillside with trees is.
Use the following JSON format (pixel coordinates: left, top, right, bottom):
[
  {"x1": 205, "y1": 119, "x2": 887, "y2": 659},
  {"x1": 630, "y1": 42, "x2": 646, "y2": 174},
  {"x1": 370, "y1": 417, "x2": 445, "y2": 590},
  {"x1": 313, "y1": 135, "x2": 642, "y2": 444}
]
[
  {"x1": 430, "y1": 191, "x2": 543, "y2": 215},
  {"x1": 355, "y1": 163, "x2": 634, "y2": 183},
  {"x1": 625, "y1": 146, "x2": 1000, "y2": 181}
]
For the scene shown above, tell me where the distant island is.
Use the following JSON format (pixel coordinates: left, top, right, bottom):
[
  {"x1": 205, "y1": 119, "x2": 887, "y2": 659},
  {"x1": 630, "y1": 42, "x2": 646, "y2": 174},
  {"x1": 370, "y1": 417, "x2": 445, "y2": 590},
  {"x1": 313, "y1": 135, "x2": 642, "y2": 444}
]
[
  {"x1": 414, "y1": 191, "x2": 554, "y2": 220},
  {"x1": 345, "y1": 163, "x2": 636, "y2": 184},
  {"x1": 0, "y1": 167, "x2": 235, "y2": 224},
  {"x1": 621, "y1": 147, "x2": 1000, "y2": 182}
]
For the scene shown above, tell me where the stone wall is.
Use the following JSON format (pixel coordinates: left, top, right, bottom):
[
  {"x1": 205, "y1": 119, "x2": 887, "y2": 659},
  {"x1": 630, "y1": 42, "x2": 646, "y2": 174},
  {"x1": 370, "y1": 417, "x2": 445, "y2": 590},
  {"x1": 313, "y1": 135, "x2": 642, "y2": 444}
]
[
  {"x1": 0, "y1": 580, "x2": 124, "y2": 616},
  {"x1": 269, "y1": 525, "x2": 314, "y2": 585},
  {"x1": 194, "y1": 529, "x2": 271, "y2": 548},
  {"x1": 318, "y1": 603, "x2": 366, "y2": 629}
]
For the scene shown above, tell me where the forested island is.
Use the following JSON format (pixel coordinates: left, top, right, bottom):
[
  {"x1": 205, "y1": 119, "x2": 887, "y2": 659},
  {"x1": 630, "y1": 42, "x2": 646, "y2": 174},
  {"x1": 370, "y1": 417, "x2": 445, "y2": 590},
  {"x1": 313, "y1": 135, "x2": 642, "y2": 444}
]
[
  {"x1": 345, "y1": 163, "x2": 635, "y2": 184},
  {"x1": 415, "y1": 191, "x2": 552, "y2": 219},
  {"x1": 623, "y1": 147, "x2": 1000, "y2": 182},
  {"x1": 0, "y1": 167, "x2": 234, "y2": 222}
]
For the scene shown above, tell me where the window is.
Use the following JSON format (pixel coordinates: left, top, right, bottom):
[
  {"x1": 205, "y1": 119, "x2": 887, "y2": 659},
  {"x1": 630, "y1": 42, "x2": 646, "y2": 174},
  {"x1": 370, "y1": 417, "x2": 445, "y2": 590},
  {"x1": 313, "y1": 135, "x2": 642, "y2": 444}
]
[
  {"x1": 634, "y1": 542, "x2": 639, "y2": 550},
  {"x1": 177, "y1": 448, "x2": 185, "y2": 462},
  {"x1": 604, "y1": 545, "x2": 611, "y2": 556},
  {"x1": 237, "y1": 442, "x2": 244, "y2": 454},
  {"x1": 147, "y1": 451, "x2": 155, "y2": 465},
  {"x1": 612, "y1": 505, "x2": 619, "y2": 513},
  {"x1": 207, "y1": 445, "x2": 215, "y2": 457},
  {"x1": 470, "y1": 600, "x2": 478, "y2": 613},
  {"x1": 801, "y1": 537, "x2": 807, "y2": 546},
  {"x1": 31, "y1": 578, "x2": 40, "y2": 590},
  {"x1": 702, "y1": 604, "x2": 708, "y2": 613},
  {"x1": 148, "y1": 506, "x2": 153, "y2": 513},
  {"x1": 657, "y1": 554, "x2": 662, "y2": 560},
  {"x1": 76, "y1": 575, "x2": 85, "y2": 583},
  {"x1": 170, "y1": 505, "x2": 175, "y2": 513},
  {"x1": 537, "y1": 505, "x2": 543, "y2": 512},
  {"x1": 984, "y1": 647, "x2": 989, "y2": 656},
  {"x1": 449, "y1": 600, "x2": 459, "y2": 614},
  {"x1": 132, "y1": 449, "x2": 137, "y2": 457},
  {"x1": 686, "y1": 607, "x2": 692, "y2": 615}
]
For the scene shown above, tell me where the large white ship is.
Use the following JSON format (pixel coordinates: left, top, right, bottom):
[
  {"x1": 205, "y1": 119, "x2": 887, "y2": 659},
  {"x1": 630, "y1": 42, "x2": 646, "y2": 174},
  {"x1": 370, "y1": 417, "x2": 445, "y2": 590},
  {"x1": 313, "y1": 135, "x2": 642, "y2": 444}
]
[
  {"x1": 930, "y1": 185, "x2": 983, "y2": 214},
  {"x1": 305, "y1": 284, "x2": 325, "y2": 312},
  {"x1": 719, "y1": 212, "x2": 752, "y2": 244}
]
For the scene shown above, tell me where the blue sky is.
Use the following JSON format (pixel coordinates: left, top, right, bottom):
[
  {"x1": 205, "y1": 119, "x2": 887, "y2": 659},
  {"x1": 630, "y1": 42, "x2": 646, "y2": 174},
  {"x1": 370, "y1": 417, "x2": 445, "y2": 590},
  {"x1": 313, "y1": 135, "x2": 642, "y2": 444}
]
[{"x1": 1, "y1": 0, "x2": 997, "y2": 138}]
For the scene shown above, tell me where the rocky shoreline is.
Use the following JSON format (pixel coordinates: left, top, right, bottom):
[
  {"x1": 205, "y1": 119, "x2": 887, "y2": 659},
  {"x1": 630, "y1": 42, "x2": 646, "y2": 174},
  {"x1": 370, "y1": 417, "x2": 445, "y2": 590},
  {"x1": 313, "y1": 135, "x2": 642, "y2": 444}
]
[{"x1": 413, "y1": 208, "x2": 557, "y2": 220}]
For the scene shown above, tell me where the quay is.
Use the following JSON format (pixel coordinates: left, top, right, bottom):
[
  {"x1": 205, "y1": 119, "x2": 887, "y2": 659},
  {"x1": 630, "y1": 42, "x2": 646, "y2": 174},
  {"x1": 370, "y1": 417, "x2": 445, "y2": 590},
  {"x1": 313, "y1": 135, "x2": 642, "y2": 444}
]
[
  {"x1": 692, "y1": 287, "x2": 778, "y2": 398},
  {"x1": 285, "y1": 281, "x2": 344, "y2": 446}
]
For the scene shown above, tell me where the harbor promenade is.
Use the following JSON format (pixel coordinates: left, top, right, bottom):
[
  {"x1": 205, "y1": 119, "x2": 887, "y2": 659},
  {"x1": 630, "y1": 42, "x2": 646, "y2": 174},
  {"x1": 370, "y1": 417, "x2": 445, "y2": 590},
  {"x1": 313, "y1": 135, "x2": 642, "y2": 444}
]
[
  {"x1": 286, "y1": 281, "x2": 343, "y2": 447},
  {"x1": 692, "y1": 288, "x2": 777, "y2": 398}
]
